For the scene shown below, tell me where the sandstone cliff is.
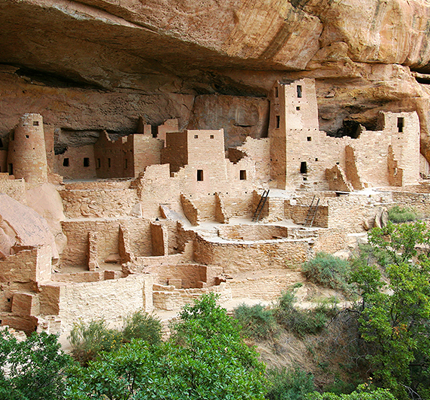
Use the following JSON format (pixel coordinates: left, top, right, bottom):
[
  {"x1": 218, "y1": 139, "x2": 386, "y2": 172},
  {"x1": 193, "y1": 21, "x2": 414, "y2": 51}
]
[{"x1": 1, "y1": 0, "x2": 430, "y2": 155}]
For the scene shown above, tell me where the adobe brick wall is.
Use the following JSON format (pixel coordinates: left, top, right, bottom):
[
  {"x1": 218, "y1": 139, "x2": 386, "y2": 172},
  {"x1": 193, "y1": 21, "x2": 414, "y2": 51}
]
[
  {"x1": 39, "y1": 274, "x2": 153, "y2": 334},
  {"x1": 60, "y1": 187, "x2": 139, "y2": 219},
  {"x1": 153, "y1": 282, "x2": 231, "y2": 311},
  {"x1": 193, "y1": 235, "x2": 310, "y2": 274},
  {"x1": 217, "y1": 225, "x2": 289, "y2": 241},
  {"x1": 55, "y1": 145, "x2": 97, "y2": 180},
  {"x1": 391, "y1": 191, "x2": 430, "y2": 218},
  {"x1": 226, "y1": 270, "x2": 305, "y2": 300}
]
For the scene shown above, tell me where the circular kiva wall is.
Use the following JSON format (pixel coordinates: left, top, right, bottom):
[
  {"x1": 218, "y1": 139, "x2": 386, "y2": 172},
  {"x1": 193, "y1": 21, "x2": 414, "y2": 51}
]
[{"x1": 217, "y1": 225, "x2": 289, "y2": 241}]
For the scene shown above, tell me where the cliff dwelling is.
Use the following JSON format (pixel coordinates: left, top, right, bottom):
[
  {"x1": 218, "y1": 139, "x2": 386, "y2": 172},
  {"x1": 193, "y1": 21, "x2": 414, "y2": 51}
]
[{"x1": 0, "y1": 77, "x2": 429, "y2": 342}]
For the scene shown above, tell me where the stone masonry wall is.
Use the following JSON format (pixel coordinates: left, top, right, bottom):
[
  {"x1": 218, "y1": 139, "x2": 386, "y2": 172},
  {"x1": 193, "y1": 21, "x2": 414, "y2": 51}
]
[
  {"x1": 55, "y1": 274, "x2": 153, "y2": 332},
  {"x1": 193, "y1": 235, "x2": 310, "y2": 274}
]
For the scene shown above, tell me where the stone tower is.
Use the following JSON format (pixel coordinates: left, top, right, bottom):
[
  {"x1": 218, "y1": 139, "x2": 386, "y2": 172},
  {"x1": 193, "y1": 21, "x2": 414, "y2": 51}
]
[{"x1": 7, "y1": 113, "x2": 48, "y2": 184}]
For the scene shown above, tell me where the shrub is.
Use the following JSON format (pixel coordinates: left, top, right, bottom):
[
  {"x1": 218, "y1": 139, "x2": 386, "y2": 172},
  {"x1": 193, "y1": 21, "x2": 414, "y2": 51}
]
[
  {"x1": 302, "y1": 253, "x2": 353, "y2": 294},
  {"x1": 68, "y1": 294, "x2": 268, "y2": 400},
  {"x1": 122, "y1": 309, "x2": 162, "y2": 345},
  {"x1": 275, "y1": 291, "x2": 333, "y2": 338},
  {"x1": 0, "y1": 330, "x2": 74, "y2": 400},
  {"x1": 234, "y1": 303, "x2": 279, "y2": 340},
  {"x1": 306, "y1": 384, "x2": 397, "y2": 399},
  {"x1": 69, "y1": 319, "x2": 123, "y2": 366},
  {"x1": 266, "y1": 367, "x2": 315, "y2": 400},
  {"x1": 388, "y1": 205, "x2": 417, "y2": 223}
]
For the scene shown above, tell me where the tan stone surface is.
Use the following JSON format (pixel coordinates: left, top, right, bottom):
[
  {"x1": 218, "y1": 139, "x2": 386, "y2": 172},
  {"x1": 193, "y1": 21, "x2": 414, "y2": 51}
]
[{"x1": 0, "y1": 194, "x2": 57, "y2": 257}]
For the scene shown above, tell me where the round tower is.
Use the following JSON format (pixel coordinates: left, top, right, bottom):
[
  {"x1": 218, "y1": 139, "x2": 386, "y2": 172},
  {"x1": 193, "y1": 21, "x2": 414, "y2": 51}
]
[{"x1": 7, "y1": 113, "x2": 48, "y2": 184}]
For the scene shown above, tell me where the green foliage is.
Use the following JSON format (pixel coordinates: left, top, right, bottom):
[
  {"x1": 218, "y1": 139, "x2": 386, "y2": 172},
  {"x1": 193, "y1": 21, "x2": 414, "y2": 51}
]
[
  {"x1": 67, "y1": 293, "x2": 268, "y2": 400},
  {"x1": 234, "y1": 303, "x2": 279, "y2": 340},
  {"x1": 302, "y1": 253, "x2": 353, "y2": 294},
  {"x1": 275, "y1": 291, "x2": 338, "y2": 338},
  {"x1": 69, "y1": 310, "x2": 162, "y2": 366},
  {"x1": 352, "y1": 221, "x2": 430, "y2": 399},
  {"x1": 368, "y1": 220, "x2": 430, "y2": 267},
  {"x1": 388, "y1": 206, "x2": 418, "y2": 223},
  {"x1": 306, "y1": 384, "x2": 397, "y2": 399},
  {"x1": 69, "y1": 319, "x2": 123, "y2": 366},
  {"x1": 266, "y1": 367, "x2": 315, "y2": 400},
  {"x1": 0, "y1": 330, "x2": 74, "y2": 400},
  {"x1": 122, "y1": 309, "x2": 162, "y2": 345}
]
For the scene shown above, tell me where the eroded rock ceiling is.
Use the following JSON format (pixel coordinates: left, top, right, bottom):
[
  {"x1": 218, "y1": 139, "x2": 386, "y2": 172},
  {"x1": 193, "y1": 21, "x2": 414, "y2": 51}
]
[{"x1": 2, "y1": 0, "x2": 430, "y2": 154}]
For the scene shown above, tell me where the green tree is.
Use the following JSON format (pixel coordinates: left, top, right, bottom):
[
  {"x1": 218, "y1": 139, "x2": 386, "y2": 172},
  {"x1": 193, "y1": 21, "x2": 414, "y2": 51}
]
[
  {"x1": 0, "y1": 330, "x2": 74, "y2": 400},
  {"x1": 66, "y1": 293, "x2": 267, "y2": 400},
  {"x1": 352, "y1": 221, "x2": 430, "y2": 399},
  {"x1": 306, "y1": 383, "x2": 396, "y2": 399}
]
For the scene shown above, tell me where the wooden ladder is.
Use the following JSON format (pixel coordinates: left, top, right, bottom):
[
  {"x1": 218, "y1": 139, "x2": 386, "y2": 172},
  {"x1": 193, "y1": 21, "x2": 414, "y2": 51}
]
[
  {"x1": 252, "y1": 189, "x2": 270, "y2": 222},
  {"x1": 304, "y1": 196, "x2": 320, "y2": 227}
]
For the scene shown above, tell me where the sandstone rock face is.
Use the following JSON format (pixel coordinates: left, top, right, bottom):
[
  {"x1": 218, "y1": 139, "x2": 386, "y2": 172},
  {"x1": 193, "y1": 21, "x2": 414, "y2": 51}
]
[
  {"x1": 1, "y1": 0, "x2": 430, "y2": 153},
  {"x1": 0, "y1": 194, "x2": 58, "y2": 258}
]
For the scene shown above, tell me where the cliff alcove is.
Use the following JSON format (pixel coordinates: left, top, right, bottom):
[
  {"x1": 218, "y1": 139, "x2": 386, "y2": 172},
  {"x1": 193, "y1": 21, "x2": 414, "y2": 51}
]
[{"x1": 2, "y1": 0, "x2": 430, "y2": 155}]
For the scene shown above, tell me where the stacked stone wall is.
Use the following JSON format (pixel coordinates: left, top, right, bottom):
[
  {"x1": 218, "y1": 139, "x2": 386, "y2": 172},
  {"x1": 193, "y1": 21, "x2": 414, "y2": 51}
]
[{"x1": 193, "y1": 235, "x2": 310, "y2": 274}]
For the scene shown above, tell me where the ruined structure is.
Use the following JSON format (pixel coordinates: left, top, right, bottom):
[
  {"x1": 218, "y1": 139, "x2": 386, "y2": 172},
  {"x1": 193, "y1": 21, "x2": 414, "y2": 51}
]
[{"x1": 0, "y1": 78, "x2": 429, "y2": 340}]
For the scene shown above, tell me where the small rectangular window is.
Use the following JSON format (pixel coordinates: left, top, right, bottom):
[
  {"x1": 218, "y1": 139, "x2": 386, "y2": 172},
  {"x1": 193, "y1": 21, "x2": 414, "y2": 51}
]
[
  {"x1": 397, "y1": 117, "x2": 404, "y2": 133},
  {"x1": 276, "y1": 115, "x2": 280, "y2": 129},
  {"x1": 300, "y1": 161, "x2": 307, "y2": 174},
  {"x1": 275, "y1": 86, "x2": 279, "y2": 98},
  {"x1": 297, "y1": 85, "x2": 302, "y2": 98},
  {"x1": 124, "y1": 159, "x2": 128, "y2": 169},
  {"x1": 307, "y1": 137, "x2": 312, "y2": 142},
  {"x1": 83, "y1": 158, "x2": 90, "y2": 167},
  {"x1": 296, "y1": 106, "x2": 300, "y2": 111},
  {"x1": 210, "y1": 135, "x2": 214, "y2": 139},
  {"x1": 194, "y1": 135, "x2": 199, "y2": 139},
  {"x1": 63, "y1": 158, "x2": 69, "y2": 167},
  {"x1": 33, "y1": 121, "x2": 39, "y2": 126},
  {"x1": 108, "y1": 158, "x2": 111, "y2": 168},
  {"x1": 97, "y1": 158, "x2": 101, "y2": 169},
  {"x1": 8, "y1": 163, "x2": 13, "y2": 175},
  {"x1": 240, "y1": 170, "x2": 246, "y2": 180},
  {"x1": 197, "y1": 169, "x2": 203, "y2": 181}
]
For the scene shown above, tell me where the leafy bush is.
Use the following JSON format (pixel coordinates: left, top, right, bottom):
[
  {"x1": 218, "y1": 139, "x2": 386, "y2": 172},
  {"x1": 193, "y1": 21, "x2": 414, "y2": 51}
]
[
  {"x1": 0, "y1": 330, "x2": 73, "y2": 399},
  {"x1": 388, "y1": 205, "x2": 417, "y2": 223},
  {"x1": 266, "y1": 367, "x2": 315, "y2": 400},
  {"x1": 275, "y1": 291, "x2": 334, "y2": 338},
  {"x1": 69, "y1": 311, "x2": 163, "y2": 365},
  {"x1": 69, "y1": 319, "x2": 123, "y2": 366},
  {"x1": 122, "y1": 309, "x2": 162, "y2": 345},
  {"x1": 67, "y1": 294, "x2": 268, "y2": 400},
  {"x1": 234, "y1": 303, "x2": 279, "y2": 340},
  {"x1": 306, "y1": 384, "x2": 397, "y2": 399},
  {"x1": 302, "y1": 253, "x2": 353, "y2": 294}
]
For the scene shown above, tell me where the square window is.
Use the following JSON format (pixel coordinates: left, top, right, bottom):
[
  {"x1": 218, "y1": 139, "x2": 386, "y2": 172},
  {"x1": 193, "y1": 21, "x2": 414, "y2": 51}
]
[
  {"x1": 194, "y1": 135, "x2": 198, "y2": 139},
  {"x1": 307, "y1": 137, "x2": 312, "y2": 141},
  {"x1": 296, "y1": 106, "x2": 300, "y2": 111},
  {"x1": 210, "y1": 135, "x2": 214, "y2": 139},
  {"x1": 33, "y1": 121, "x2": 39, "y2": 126}
]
